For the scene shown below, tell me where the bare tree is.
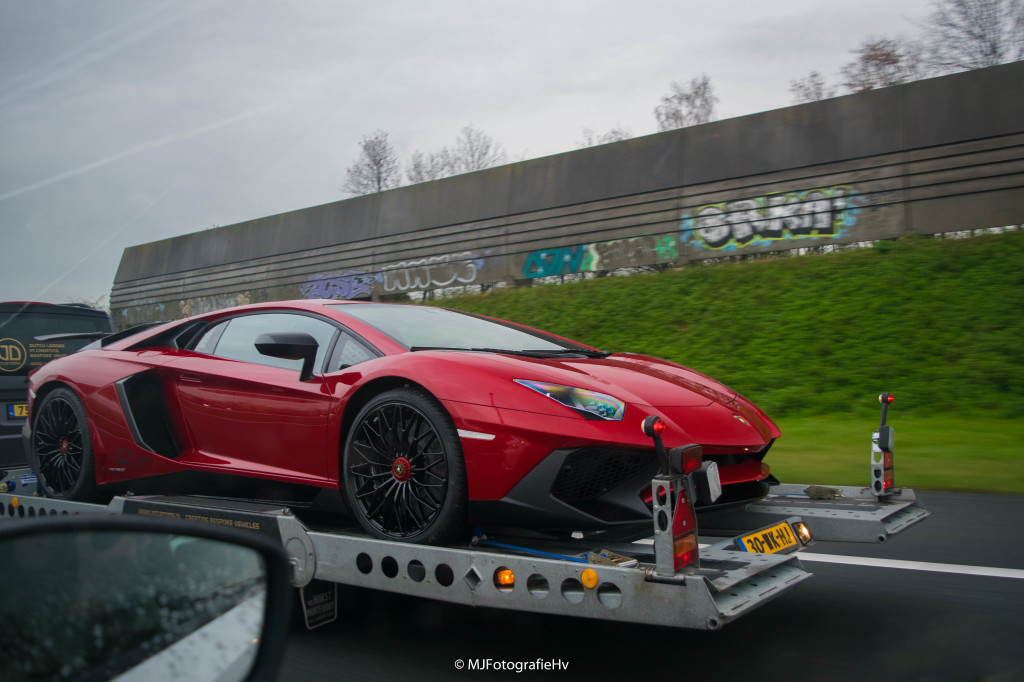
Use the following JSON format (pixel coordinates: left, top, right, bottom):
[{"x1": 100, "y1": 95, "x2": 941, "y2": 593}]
[
  {"x1": 343, "y1": 130, "x2": 400, "y2": 195},
  {"x1": 406, "y1": 125, "x2": 506, "y2": 183},
  {"x1": 451, "y1": 125, "x2": 506, "y2": 173},
  {"x1": 840, "y1": 36, "x2": 931, "y2": 92},
  {"x1": 64, "y1": 294, "x2": 109, "y2": 312},
  {"x1": 576, "y1": 125, "x2": 633, "y2": 148},
  {"x1": 789, "y1": 71, "x2": 837, "y2": 103},
  {"x1": 923, "y1": 0, "x2": 1024, "y2": 72},
  {"x1": 654, "y1": 74, "x2": 718, "y2": 131},
  {"x1": 407, "y1": 148, "x2": 455, "y2": 183}
]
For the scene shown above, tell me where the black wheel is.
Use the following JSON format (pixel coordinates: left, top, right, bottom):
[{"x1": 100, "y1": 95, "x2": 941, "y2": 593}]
[
  {"x1": 342, "y1": 387, "x2": 467, "y2": 544},
  {"x1": 31, "y1": 388, "x2": 99, "y2": 501}
]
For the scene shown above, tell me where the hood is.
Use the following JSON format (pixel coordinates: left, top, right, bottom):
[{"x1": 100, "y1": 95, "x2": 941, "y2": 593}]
[
  {"x1": 392, "y1": 349, "x2": 780, "y2": 448},
  {"x1": 492, "y1": 352, "x2": 737, "y2": 408},
  {"x1": 412, "y1": 350, "x2": 737, "y2": 409}
]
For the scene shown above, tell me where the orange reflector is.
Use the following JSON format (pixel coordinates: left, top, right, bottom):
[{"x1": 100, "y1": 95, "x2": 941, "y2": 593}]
[
  {"x1": 581, "y1": 568, "x2": 599, "y2": 589},
  {"x1": 883, "y1": 452, "x2": 894, "y2": 468},
  {"x1": 11, "y1": 497, "x2": 18, "y2": 508},
  {"x1": 670, "y1": 486, "x2": 700, "y2": 569},
  {"x1": 673, "y1": 533, "x2": 698, "y2": 570},
  {"x1": 496, "y1": 569, "x2": 515, "y2": 586}
]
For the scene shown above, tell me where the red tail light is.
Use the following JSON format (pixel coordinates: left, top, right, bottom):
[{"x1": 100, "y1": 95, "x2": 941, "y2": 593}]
[{"x1": 680, "y1": 448, "x2": 703, "y2": 475}]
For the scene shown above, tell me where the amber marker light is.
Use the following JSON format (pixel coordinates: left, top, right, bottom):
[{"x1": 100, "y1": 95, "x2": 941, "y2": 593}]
[
  {"x1": 495, "y1": 569, "x2": 515, "y2": 587},
  {"x1": 581, "y1": 568, "x2": 599, "y2": 589}
]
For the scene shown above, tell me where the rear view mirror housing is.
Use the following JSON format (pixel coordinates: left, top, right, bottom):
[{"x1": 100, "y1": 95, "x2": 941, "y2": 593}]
[
  {"x1": 0, "y1": 514, "x2": 291, "y2": 682},
  {"x1": 255, "y1": 332, "x2": 319, "y2": 381}
]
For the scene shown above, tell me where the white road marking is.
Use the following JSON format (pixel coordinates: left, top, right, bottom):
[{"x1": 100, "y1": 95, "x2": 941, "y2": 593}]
[
  {"x1": 630, "y1": 539, "x2": 1024, "y2": 579},
  {"x1": 797, "y1": 552, "x2": 1024, "y2": 580}
]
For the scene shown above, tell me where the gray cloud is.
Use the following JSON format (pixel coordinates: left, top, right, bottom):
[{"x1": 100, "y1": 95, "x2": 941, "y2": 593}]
[{"x1": 0, "y1": 0, "x2": 934, "y2": 306}]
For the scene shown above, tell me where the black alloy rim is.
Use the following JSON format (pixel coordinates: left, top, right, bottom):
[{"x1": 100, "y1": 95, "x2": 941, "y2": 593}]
[
  {"x1": 348, "y1": 402, "x2": 449, "y2": 538},
  {"x1": 33, "y1": 397, "x2": 84, "y2": 496}
]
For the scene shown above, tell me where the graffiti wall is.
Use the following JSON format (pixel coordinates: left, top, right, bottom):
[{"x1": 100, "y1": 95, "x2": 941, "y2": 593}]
[
  {"x1": 115, "y1": 182, "x2": 873, "y2": 325},
  {"x1": 110, "y1": 64, "x2": 1024, "y2": 326}
]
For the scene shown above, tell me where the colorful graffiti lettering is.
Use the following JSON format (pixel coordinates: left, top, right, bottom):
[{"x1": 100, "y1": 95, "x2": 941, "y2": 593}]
[
  {"x1": 522, "y1": 235, "x2": 678, "y2": 279},
  {"x1": 380, "y1": 252, "x2": 482, "y2": 292},
  {"x1": 178, "y1": 291, "x2": 251, "y2": 318},
  {"x1": 655, "y1": 235, "x2": 678, "y2": 259},
  {"x1": 301, "y1": 252, "x2": 484, "y2": 300},
  {"x1": 522, "y1": 246, "x2": 587, "y2": 278},
  {"x1": 301, "y1": 271, "x2": 375, "y2": 300},
  {"x1": 680, "y1": 186, "x2": 865, "y2": 251},
  {"x1": 588, "y1": 235, "x2": 678, "y2": 271}
]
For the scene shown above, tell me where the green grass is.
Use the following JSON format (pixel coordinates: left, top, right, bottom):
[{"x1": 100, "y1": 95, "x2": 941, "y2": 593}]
[
  {"x1": 770, "y1": 415, "x2": 1024, "y2": 494},
  {"x1": 439, "y1": 232, "x2": 1024, "y2": 420},
  {"x1": 429, "y1": 232, "x2": 1024, "y2": 494}
]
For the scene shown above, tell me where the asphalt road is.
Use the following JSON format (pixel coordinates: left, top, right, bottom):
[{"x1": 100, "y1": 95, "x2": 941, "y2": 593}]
[{"x1": 278, "y1": 492, "x2": 1024, "y2": 681}]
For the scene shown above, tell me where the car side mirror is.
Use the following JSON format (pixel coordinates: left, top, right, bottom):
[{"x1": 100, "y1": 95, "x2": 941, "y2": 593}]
[
  {"x1": 255, "y1": 332, "x2": 319, "y2": 381},
  {"x1": 0, "y1": 515, "x2": 291, "y2": 682}
]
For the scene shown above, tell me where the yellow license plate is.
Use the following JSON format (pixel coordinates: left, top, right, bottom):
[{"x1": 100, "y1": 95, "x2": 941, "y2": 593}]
[
  {"x1": 8, "y1": 403, "x2": 28, "y2": 419},
  {"x1": 737, "y1": 521, "x2": 799, "y2": 554}
]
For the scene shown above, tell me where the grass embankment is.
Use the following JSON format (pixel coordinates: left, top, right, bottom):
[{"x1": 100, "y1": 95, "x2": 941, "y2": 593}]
[
  {"x1": 437, "y1": 232, "x2": 1024, "y2": 493},
  {"x1": 771, "y1": 415, "x2": 1024, "y2": 495}
]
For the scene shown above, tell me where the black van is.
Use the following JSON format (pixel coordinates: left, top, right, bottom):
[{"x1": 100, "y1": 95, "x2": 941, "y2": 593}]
[{"x1": 0, "y1": 302, "x2": 114, "y2": 468}]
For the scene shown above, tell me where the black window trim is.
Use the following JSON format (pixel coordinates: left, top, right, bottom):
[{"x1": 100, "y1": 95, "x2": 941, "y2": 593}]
[{"x1": 325, "y1": 330, "x2": 379, "y2": 373}]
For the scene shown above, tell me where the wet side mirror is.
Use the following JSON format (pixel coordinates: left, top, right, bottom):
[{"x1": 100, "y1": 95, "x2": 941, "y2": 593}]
[
  {"x1": 0, "y1": 515, "x2": 291, "y2": 682},
  {"x1": 255, "y1": 332, "x2": 319, "y2": 381}
]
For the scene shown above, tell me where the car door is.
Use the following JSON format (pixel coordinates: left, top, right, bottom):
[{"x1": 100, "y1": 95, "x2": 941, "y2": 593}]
[{"x1": 165, "y1": 311, "x2": 339, "y2": 482}]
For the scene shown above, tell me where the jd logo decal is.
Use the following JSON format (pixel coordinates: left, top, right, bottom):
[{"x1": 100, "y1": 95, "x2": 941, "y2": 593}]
[{"x1": 0, "y1": 338, "x2": 26, "y2": 373}]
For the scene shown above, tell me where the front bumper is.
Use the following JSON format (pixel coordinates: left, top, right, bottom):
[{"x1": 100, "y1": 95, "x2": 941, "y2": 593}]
[{"x1": 468, "y1": 446, "x2": 772, "y2": 534}]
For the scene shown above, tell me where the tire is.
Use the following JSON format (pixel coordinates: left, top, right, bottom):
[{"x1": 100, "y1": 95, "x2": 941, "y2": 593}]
[
  {"x1": 31, "y1": 387, "x2": 100, "y2": 501},
  {"x1": 342, "y1": 387, "x2": 467, "y2": 544}
]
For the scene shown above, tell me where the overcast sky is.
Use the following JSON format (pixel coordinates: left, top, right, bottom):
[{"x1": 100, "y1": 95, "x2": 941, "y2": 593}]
[{"x1": 0, "y1": 0, "x2": 936, "y2": 306}]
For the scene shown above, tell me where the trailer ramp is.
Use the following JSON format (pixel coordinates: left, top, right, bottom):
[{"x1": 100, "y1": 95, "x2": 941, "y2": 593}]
[{"x1": 703, "y1": 484, "x2": 930, "y2": 543}]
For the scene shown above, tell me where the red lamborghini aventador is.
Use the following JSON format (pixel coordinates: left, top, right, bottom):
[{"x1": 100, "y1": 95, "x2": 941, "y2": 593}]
[{"x1": 24, "y1": 300, "x2": 780, "y2": 543}]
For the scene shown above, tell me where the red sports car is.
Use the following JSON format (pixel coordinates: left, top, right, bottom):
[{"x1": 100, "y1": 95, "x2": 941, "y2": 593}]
[{"x1": 24, "y1": 300, "x2": 779, "y2": 543}]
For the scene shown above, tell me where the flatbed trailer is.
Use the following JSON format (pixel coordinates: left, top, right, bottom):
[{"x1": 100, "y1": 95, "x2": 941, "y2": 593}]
[{"x1": 0, "y1": 480, "x2": 928, "y2": 631}]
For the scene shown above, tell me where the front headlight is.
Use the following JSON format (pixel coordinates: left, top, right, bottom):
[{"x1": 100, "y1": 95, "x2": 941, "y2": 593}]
[{"x1": 513, "y1": 380, "x2": 625, "y2": 420}]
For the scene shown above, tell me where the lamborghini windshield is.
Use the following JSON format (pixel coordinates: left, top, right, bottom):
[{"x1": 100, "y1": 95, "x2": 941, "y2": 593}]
[{"x1": 332, "y1": 304, "x2": 587, "y2": 354}]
